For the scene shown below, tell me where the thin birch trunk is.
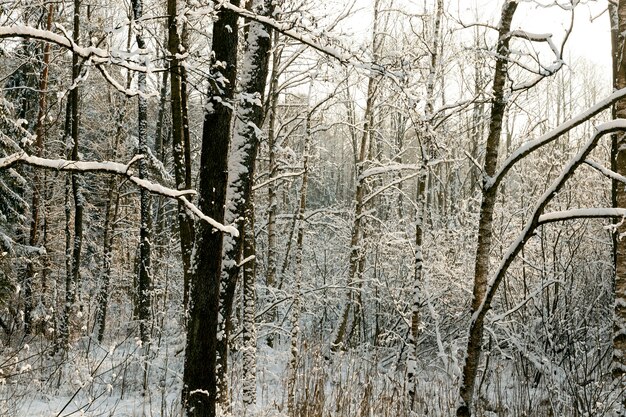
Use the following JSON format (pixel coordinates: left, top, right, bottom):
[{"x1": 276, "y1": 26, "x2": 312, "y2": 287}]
[
  {"x1": 287, "y1": 108, "x2": 312, "y2": 416},
  {"x1": 408, "y1": 0, "x2": 442, "y2": 408}
]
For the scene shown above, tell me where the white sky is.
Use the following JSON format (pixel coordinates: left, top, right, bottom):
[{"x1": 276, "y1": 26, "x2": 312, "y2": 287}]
[
  {"x1": 513, "y1": 0, "x2": 611, "y2": 72},
  {"x1": 342, "y1": 0, "x2": 612, "y2": 74}
]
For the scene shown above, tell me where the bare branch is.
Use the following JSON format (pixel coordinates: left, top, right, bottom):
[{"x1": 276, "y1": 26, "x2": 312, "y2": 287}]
[
  {"x1": 476, "y1": 119, "x2": 626, "y2": 324},
  {"x1": 211, "y1": 1, "x2": 396, "y2": 78}
]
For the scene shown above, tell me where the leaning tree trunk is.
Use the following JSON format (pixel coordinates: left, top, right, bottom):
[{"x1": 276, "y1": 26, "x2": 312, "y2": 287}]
[
  {"x1": 216, "y1": 0, "x2": 272, "y2": 409},
  {"x1": 182, "y1": 1, "x2": 239, "y2": 416},
  {"x1": 456, "y1": 2, "x2": 517, "y2": 416},
  {"x1": 611, "y1": 0, "x2": 626, "y2": 406},
  {"x1": 58, "y1": 0, "x2": 83, "y2": 350}
]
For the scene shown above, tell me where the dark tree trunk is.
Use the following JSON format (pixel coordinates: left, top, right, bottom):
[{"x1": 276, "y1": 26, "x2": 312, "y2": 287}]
[
  {"x1": 167, "y1": 0, "x2": 195, "y2": 315},
  {"x1": 611, "y1": 0, "x2": 626, "y2": 401},
  {"x1": 182, "y1": 1, "x2": 240, "y2": 416}
]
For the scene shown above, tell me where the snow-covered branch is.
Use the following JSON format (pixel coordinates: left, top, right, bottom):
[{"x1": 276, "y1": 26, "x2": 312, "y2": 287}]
[
  {"x1": 476, "y1": 119, "x2": 626, "y2": 322},
  {"x1": 0, "y1": 231, "x2": 45, "y2": 256},
  {"x1": 538, "y1": 208, "x2": 626, "y2": 225},
  {"x1": 0, "y1": 25, "x2": 155, "y2": 73},
  {"x1": 508, "y1": 7, "x2": 571, "y2": 91},
  {"x1": 215, "y1": 2, "x2": 351, "y2": 62},
  {"x1": 211, "y1": 1, "x2": 394, "y2": 77},
  {"x1": 584, "y1": 159, "x2": 626, "y2": 184},
  {"x1": 96, "y1": 66, "x2": 156, "y2": 99},
  {"x1": 487, "y1": 86, "x2": 626, "y2": 191},
  {"x1": 180, "y1": 197, "x2": 238, "y2": 235},
  {"x1": 359, "y1": 163, "x2": 418, "y2": 180},
  {"x1": 0, "y1": 152, "x2": 238, "y2": 236},
  {"x1": 252, "y1": 171, "x2": 304, "y2": 191},
  {"x1": 362, "y1": 172, "x2": 419, "y2": 206},
  {"x1": 0, "y1": 25, "x2": 106, "y2": 60}
]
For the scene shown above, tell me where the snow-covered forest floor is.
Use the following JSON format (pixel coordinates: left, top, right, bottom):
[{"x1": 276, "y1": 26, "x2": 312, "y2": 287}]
[{"x1": 3, "y1": 332, "x2": 624, "y2": 417}]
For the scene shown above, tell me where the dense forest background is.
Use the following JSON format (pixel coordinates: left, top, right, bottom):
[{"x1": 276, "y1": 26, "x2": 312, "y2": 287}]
[{"x1": 0, "y1": 0, "x2": 625, "y2": 416}]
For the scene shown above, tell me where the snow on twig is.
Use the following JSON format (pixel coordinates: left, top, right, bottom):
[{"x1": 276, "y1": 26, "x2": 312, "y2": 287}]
[
  {"x1": 0, "y1": 25, "x2": 154, "y2": 73},
  {"x1": 209, "y1": 1, "x2": 395, "y2": 78},
  {"x1": 359, "y1": 163, "x2": 418, "y2": 180},
  {"x1": 180, "y1": 197, "x2": 238, "y2": 236},
  {"x1": 252, "y1": 170, "x2": 304, "y2": 191}
]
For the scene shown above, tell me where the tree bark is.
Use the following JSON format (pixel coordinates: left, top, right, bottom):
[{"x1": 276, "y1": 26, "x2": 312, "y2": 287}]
[
  {"x1": 217, "y1": 0, "x2": 272, "y2": 408},
  {"x1": 457, "y1": 2, "x2": 517, "y2": 416},
  {"x1": 131, "y1": 0, "x2": 152, "y2": 345},
  {"x1": 287, "y1": 107, "x2": 312, "y2": 416},
  {"x1": 182, "y1": 1, "x2": 239, "y2": 416},
  {"x1": 241, "y1": 195, "x2": 257, "y2": 408},
  {"x1": 58, "y1": 0, "x2": 83, "y2": 350},
  {"x1": 611, "y1": 0, "x2": 626, "y2": 404},
  {"x1": 265, "y1": 30, "x2": 281, "y2": 348},
  {"x1": 167, "y1": 0, "x2": 194, "y2": 315},
  {"x1": 407, "y1": 0, "x2": 442, "y2": 408}
]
